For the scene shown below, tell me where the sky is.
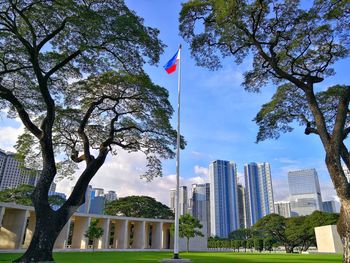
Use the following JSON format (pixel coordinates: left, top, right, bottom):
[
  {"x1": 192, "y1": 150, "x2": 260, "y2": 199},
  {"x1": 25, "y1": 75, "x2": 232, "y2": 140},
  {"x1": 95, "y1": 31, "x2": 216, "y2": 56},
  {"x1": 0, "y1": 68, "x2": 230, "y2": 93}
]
[{"x1": 0, "y1": 0, "x2": 349, "y2": 206}]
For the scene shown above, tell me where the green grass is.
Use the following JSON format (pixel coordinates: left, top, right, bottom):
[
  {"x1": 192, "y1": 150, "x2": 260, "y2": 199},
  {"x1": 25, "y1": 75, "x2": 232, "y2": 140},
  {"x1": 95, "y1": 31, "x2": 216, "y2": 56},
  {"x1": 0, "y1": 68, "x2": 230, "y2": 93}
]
[{"x1": 0, "y1": 251, "x2": 342, "y2": 263}]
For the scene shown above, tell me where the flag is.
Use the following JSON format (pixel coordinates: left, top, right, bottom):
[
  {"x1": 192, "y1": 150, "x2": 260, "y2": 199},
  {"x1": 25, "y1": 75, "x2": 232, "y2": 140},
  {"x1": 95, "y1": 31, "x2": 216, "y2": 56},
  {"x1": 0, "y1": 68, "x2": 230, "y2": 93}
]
[{"x1": 163, "y1": 49, "x2": 180, "y2": 74}]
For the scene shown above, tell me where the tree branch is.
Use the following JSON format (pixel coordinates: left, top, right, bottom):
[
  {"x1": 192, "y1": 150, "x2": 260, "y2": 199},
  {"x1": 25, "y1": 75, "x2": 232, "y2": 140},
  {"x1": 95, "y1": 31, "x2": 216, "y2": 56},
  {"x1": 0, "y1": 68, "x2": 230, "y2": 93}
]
[
  {"x1": 37, "y1": 18, "x2": 67, "y2": 51},
  {"x1": 0, "y1": 84, "x2": 42, "y2": 138},
  {"x1": 44, "y1": 50, "x2": 81, "y2": 82}
]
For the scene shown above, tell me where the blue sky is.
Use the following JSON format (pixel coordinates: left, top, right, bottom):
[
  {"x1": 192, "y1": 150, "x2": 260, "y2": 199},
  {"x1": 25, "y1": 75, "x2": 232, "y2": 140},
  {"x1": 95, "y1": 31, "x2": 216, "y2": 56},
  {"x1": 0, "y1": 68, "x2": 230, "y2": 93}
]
[{"x1": 0, "y1": 0, "x2": 348, "y2": 205}]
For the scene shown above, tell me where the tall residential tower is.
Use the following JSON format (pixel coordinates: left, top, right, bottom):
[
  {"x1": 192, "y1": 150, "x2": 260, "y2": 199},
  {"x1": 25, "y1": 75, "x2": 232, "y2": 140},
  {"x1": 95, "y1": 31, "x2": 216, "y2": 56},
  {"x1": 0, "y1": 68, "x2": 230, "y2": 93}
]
[
  {"x1": 209, "y1": 160, "x2": 239, "y2": 237},
  {"x1": 244, "y1": 162, "x2": 274, "y2": 227}
]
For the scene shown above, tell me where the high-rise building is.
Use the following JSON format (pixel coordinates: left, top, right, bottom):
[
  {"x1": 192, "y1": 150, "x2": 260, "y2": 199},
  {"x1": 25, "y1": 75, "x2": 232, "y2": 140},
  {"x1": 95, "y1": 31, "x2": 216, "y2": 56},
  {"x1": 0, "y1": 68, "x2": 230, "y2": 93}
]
[
  {"x1": 322, "y1": 200, "x2": 337, "y2": 213},
  {"x1": 209, "y1": 160, "x2": 239, "y2": 237},
  {"x1": 237, "y1": 184, "x2": 247, "y2": 228},
  {"x1": 244, "y1": 162, "x2": 275, "y2": 227},
  {"x1": 274, "y1": 201, "x2": 291, "y2": 218},
  {"x1": 105, "y1": 190, "x2": 117, "y2": 202},
  {"x1": 169, "y1": 186, "x2": 188, "y2": 216},
  {"x1": 78, "y1": 185, "x2": 93, "y2": 213},
  {"x1": 92, "y1": 188, "x2": 104, "y2": 197},
  {"x1": 288, "y1": 169, "x2": 323, "y2": 216},
  {"x1": 191, "y1": 183, "x2": 210, "y2": 236},
  {"x1": 0, "y1": 149, "x2": 55, "y2": 192}
]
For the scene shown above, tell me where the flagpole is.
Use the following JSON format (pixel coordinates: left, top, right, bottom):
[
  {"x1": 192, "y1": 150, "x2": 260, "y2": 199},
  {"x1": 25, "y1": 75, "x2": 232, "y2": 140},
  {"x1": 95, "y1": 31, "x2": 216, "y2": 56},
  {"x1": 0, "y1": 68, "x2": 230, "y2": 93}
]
[{"x1": 173, "y1": 44, "x2": 182, "y2": 260}]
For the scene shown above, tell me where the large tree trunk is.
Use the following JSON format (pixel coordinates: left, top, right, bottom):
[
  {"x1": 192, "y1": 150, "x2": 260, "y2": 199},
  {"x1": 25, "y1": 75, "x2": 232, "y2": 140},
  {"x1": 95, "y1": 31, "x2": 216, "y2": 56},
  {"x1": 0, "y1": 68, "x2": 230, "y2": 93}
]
[
  {"x1": 338, "y1": 200, "x2": 350, "y2": 263},
  {"x1": 13, "y1": 209, "x2": 68, "y2": 263}
]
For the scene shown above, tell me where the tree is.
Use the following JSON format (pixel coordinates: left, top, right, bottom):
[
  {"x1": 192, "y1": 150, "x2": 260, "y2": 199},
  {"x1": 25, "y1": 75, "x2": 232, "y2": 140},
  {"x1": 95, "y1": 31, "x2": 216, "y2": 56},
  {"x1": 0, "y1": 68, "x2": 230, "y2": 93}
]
[
  {"x1": 84, "y1": 219, "x2": 104, "y2": 253},
  {"x1": 234, "y1": 240, "x2": 242, "y2": 252},
  {"x1": 263, "y1": 237, "x2": 275, "y2": 252},
  {"x1": 254, "y1": 214, "x2": 297, "y2": 253},
  {"x1": 0, "y1": 185, "x2": 34, "y2": 206},
  {"x1": 171, "y1": 214, "x2": 204, "y2": 252},
  {"x1": 247, "y1": 239, "x2": 254, "y2": 252},
  {"x1": 0, "y1": 185, "x2": 65, "y2": 207},
  {"x1": 180, "y1": 0, "x2": 350, "y2": 261},
  {"x1": 228, "y1": 228, "x2": 254, "y2": 240},
  {"x1": 254, "y1": 238, "x2": 264, "y2": 252},
  {"x1": 285, "y1": 216, "x2": 309, "y2": 252},
  {"x1": 104, "y1": 195, "x2": 174, "y2": 219},
  {"x1": 241, "y1": 239, "x2": 247, "y2": 252},
  {"x1": 0, "y1": 1, "x2": 178, "y2": 262}
]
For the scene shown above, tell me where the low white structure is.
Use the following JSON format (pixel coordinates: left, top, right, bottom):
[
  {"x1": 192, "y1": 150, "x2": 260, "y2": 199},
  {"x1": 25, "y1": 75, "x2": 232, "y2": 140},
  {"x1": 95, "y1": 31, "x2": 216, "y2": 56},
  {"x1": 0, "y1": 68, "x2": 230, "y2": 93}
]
[
  {"x1": 0, "y1": 202, "x2": 174, "y2": 250},
  {"x1": 315, "y1": 225, "x2": 342, "y2": 253}
]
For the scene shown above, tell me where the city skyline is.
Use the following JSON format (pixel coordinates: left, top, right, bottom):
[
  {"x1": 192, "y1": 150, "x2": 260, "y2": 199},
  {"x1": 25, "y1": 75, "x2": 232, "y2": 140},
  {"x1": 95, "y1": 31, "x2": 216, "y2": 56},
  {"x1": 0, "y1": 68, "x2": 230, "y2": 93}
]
[{"x1": 0, "y1": 0, "x2": 346, "y2": 206}]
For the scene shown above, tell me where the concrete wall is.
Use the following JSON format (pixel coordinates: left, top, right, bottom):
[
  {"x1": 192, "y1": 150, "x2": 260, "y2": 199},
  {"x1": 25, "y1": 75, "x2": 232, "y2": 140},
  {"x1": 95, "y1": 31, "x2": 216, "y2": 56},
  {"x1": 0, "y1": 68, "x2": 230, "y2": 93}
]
[{"x1": 315, "y1": 224, "x2": 343, "y2": 253}]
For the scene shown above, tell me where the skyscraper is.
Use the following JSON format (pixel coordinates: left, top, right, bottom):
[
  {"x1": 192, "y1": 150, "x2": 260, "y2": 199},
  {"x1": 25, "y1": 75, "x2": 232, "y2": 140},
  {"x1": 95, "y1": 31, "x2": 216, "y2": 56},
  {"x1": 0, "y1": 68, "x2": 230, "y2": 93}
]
[
  {"x1": 244, "y1": 162, "x2": 275, "y2": 227},
  {"x1": 209, "y1": 160, "x2": 239, "y2": 237},
  {"x1": 0, "y1": 149, "x2": 55, "y2": 192},
  {"x1": 78, "y1": 185, "x2": 93, "y2": 213},
  {"x1": 322, "y1": 200, "x2": 338, "y2": 213},
  {"x1": 105, "y1": 190, "x2": 117, "y2": 202},
  {"x1": 237, "y1": 184, "x2": 247, "y2": 228},
  {"x1": 191, "y1": 183, "x2": 210, "y2": 236},
  {"x1": 288, "y1": 168, "x2": 323, "y2": 216},
  {"x1": 169, "y1": 186, "x2": 188, "y2": 216},
  {"x1": 274, "y1": 201, "x2": 292, "y2": 218}
]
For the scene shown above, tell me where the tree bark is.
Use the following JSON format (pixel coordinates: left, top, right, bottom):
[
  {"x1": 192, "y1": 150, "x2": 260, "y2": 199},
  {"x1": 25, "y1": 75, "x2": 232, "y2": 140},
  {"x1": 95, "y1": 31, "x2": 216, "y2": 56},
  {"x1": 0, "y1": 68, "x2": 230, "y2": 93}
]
[
  {"x1": 13, "y1": 210, "x2": 67, "y2": 263},
  {"x1": 338, "y1": 200, "x2": 350, "y2": 263}
]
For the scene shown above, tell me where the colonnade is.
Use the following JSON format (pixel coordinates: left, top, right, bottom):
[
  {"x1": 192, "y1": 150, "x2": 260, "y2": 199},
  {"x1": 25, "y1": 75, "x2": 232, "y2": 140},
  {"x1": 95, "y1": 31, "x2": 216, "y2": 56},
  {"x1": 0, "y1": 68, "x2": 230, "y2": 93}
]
[{"x1": 0, "y1": 202, "x2": 173, "y2": 250}]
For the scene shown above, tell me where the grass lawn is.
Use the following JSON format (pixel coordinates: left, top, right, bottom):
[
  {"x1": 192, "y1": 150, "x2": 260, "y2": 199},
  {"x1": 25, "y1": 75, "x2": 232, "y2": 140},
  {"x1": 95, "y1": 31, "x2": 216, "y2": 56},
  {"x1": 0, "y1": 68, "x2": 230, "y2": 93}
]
[{"x1": 0, "y1": 251, "x2": 342, "y2": 263}]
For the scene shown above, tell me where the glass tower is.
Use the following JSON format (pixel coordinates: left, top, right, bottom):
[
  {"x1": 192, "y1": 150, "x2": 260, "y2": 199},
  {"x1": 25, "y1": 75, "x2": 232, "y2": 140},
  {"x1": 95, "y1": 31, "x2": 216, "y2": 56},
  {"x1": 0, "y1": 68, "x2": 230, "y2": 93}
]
[
  {"x1": 288, "y1": 168, "x2": 323, "y2": 216},
  {"x1": 244, "y1": 162, "x2": 275, "y2": 227},
  {"x1": 209, "y1": 160, "x2": 239, "y2": 237},
  {"x1": 191, "y1": 183, "x2": 210, "y2": 236}
]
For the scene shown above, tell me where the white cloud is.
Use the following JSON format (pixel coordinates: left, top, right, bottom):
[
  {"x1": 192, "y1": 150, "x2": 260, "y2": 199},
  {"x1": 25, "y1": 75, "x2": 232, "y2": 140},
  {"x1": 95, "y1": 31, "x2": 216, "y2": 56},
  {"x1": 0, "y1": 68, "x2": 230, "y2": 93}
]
[
  {"x1": 0, "y1": 124, "x2": 24, "y2": 152},
  {"x1": 56, "y1": 152, "x2": 212, "y2": 206},
  {"x1": 194, "y1": 165, "x2": 209, "y2": 177}
]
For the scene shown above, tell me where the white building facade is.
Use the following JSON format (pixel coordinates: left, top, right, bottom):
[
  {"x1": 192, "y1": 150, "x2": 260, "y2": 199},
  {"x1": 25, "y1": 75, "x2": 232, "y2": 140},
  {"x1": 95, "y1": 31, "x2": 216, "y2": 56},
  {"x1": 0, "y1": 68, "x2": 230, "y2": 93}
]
[{"x1": 170, "y1": 186, "x2": 188, "y2": 216}]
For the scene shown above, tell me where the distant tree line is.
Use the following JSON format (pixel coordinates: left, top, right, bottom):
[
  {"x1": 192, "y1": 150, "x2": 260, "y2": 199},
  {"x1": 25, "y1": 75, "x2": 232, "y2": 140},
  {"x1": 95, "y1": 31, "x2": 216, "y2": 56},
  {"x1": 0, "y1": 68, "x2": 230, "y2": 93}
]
[{"x1": 208, "y1": 211, "x2": 339, "y2": 253}]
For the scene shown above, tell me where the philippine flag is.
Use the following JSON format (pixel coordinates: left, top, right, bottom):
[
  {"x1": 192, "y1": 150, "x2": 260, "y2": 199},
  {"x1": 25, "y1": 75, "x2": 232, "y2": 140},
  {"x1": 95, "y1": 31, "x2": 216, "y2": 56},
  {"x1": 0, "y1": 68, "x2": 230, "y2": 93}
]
[{"x1": 163, "y1": 49, "x2": 180, "y2": 74}]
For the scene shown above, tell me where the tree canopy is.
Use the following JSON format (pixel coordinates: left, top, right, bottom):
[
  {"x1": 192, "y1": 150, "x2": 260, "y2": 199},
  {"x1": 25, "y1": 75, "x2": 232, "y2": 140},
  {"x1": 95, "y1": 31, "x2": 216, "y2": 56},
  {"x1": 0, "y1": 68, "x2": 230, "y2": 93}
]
[
  {"x1": 104, "y1": 195, "x2": 174, "y2": 219},
  {"x1": 0, "y1": 184, "x2": 65, "y2": 207},
  {"x1": 0, "y1": 1, "x2": 179, "y2": 262},
  {"x1": 254, "y1": 212, "x2": 339, "y2": 253}
]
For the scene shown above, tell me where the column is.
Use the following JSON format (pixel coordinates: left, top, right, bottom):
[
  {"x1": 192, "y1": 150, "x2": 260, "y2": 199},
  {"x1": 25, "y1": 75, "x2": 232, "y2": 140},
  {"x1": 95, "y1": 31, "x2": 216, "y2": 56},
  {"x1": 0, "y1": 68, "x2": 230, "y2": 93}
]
[
  {"x1": 0, "y1": 207, "x2": 5, "y2": 227},
  {"x1": 23, "y1": 212, "x2": 36, "y2": 248},
  {"x1": 132, "y1": 221, "x2": 145, "y2": 249},
  {"x1": 54, "y1": 218, "x2": 71, "y2": 249},
  {"x1": 151, "y1": 222, "x2": 163, "y2": 249},
  {"x1": 96, "y1": 218, "x2": 110, "y2": 249},
  {"x1": 0, "y1": 208, "x2": 28, "y2": 249},
  {"x1": 71, "y1": 216, "x2": 91, "y2": 249},
  {"x1": 114, "y1": 219, "x2": 128, "y2": 249}
]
